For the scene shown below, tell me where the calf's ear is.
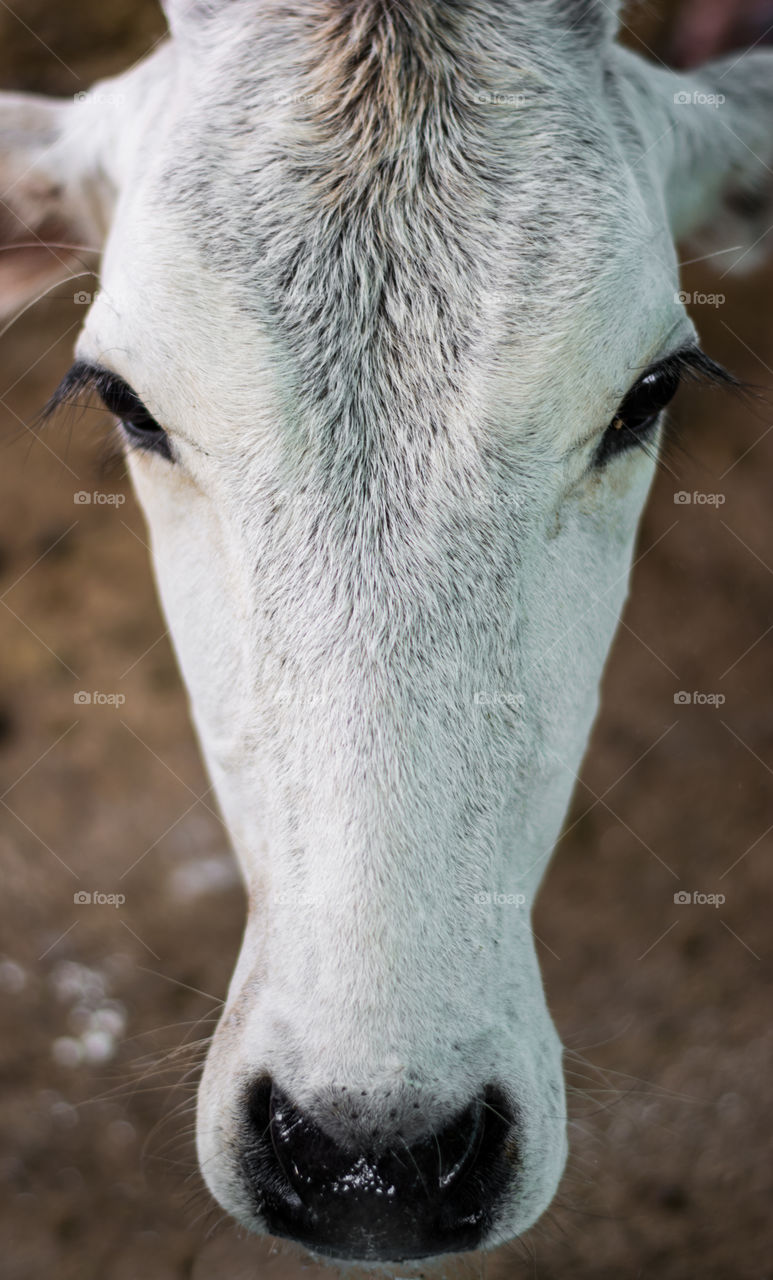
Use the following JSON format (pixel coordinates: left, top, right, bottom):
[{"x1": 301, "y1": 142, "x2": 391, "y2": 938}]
[
  {"x1": 615, "y1": 48, "x2": 773, "y2": 269},
  {"x1": 0, "y1": 92, "x2": 110, "y2": 320}
]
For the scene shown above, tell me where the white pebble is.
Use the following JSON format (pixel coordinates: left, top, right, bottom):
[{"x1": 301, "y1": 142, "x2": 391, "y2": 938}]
[
  {"x1": 0, "y1": 959, "x2": 27, "y2": 994},
  {"x1": 52, "y1": 1037, "x2": 83, "y2": 1068},
  {"x1": 50, "y1": 961, "x2": 105, "y2": 1003},
  {"x1": 50, "y1": 1100, "x2": 79, "y2": 1129},
  {"x1": 81, "y1": 1029, "x2": 116, "y2": 1064},
  {"x1": 89, "y1": 1004, "x2": 127, "y2": 1038}
]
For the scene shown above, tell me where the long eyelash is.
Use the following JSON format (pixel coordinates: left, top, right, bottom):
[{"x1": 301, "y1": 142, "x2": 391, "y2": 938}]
[
  {"x1": 38, "y1": 360, "x2": 174, "y2": 464},
  {"x1": 665, "y1": 347, "x2": 741, "y2": 392},
  {"x1": 623, "y1": 347, "x2": 749, "y2": 406},
  {"x1": 39, "y1": 360, "x2": 103, "y2": 426},
  {"x1": 657, "y1": 350, "x2": 759, "y2": 476}
]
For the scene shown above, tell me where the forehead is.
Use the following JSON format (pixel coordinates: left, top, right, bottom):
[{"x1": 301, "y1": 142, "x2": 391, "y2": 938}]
[{"x1": 84, "y1": 16, "x2": 686, "y2": 444}]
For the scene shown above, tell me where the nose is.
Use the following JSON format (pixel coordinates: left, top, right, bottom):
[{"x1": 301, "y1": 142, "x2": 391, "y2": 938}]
[{"x1": 240, "y1": 1078, "x2": 514, "y2": 1262}]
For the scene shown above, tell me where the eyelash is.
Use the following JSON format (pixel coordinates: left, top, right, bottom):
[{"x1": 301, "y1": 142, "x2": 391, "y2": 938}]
[
  {"x1": 41, "y1": 362, "x2": 173, "y2": 461},
  {"x1": 41, "y1": 362, "x2": 173, "y2": 462}
]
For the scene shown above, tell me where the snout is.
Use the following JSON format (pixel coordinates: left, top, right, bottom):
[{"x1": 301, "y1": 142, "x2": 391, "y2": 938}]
[
  {"x1": 196, "y1": 909, "x2": 569, "y2": 1259},
  {"x1": 238, "y1": 1078, "x2": 515, "y2": 1262}
]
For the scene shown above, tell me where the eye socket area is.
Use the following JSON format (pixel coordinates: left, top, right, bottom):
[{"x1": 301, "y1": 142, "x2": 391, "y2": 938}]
[
  {"x1": 43, "y1": 361, "x2": 173, "y2": 462},
  {"x1": 91, "y1": 369, "x2": 173, "y2": 461},
  {"x1": 594, "y1": 346, "x2": 736, "y2": 469},
  {"x1": 595, "y1": 361, "x2": 683, "y2": 467}
]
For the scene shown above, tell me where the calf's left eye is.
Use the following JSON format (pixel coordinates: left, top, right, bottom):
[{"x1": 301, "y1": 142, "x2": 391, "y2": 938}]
[
  {"x1": 595, "y1": 363, "x2": 683, "y2": 466},
  {"x1": 94, "y1": 376, "x2": 173, "y2": 461}
]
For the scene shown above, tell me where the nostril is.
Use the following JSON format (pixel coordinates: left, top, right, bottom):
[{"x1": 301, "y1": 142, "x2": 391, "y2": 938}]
[
  {"x1": 241, "y1": 1079, "x2": 515, "y2": 1261},
  {"x1": 247, "y1": 1078, "x2": 491, "y2": 1194},
  {"x1": 246, "y1": 1076, "x2": 272, "y2": 1134},
  {"x1": 434, "y1": 1097, "x2": 485, "y2": 1189},
  {"x1": 394, "y1": 1093, "x2": 487, "y2": 1194}
]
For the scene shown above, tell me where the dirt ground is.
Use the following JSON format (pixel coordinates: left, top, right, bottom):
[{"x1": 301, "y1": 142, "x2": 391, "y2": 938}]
[{"x1": 1, "y1": 4, "x2": 772, "y2": 1280}]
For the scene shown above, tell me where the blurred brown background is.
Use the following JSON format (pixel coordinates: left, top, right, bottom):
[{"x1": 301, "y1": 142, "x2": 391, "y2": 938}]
[{"x1": 1, "y1": 3, "x2": 772, "y2": 1279}]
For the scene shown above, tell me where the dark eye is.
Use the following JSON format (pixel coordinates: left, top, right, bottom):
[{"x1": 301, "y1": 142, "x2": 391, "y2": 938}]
[
  {"x1": 94, "y1": 372, "x2": 173, "y2": 461},
  {"x1": 595, "y1": 362, "x2": 683, "y2": 467}
]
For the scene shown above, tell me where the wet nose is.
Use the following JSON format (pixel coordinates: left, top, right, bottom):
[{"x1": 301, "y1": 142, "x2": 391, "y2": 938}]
[{"x1": 240, "y1": 1078, "x2": 514, "y2": 1262}]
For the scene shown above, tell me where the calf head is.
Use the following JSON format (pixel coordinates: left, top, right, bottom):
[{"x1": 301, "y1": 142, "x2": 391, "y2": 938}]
[{"x1": 2, "y1": 0, "x2": 771, "y2": 1263}]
